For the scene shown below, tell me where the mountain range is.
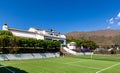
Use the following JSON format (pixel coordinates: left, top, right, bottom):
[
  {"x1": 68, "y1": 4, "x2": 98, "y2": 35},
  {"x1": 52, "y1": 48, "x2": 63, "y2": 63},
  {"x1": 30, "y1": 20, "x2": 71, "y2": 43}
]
[{"x1": 65, "y1": 29, "x2": 120, "y2": 47}]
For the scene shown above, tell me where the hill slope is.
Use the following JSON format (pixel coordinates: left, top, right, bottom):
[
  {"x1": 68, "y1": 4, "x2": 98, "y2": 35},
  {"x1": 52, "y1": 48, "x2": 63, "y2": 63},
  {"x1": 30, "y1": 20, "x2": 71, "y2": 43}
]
[{"x1": 65, "y1": 29, "x2": 120, "y2": 46}]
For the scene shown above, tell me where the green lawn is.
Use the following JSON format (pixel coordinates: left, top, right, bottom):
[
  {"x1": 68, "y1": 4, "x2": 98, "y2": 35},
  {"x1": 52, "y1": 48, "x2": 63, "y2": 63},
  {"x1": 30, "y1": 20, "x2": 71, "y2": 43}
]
[{"x1": 0, "y1": 55, "x2": 120, "y2": 73}]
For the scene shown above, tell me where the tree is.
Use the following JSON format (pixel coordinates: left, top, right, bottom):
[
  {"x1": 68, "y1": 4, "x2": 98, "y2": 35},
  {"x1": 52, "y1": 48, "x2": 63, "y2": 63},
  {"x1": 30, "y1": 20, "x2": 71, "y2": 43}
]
[
  {"x1": 81, "y1": 40, "x2": 98, "y2": 50},
  {"x1": 66, "y1": 39, "x2": 98, "y2": 50}
]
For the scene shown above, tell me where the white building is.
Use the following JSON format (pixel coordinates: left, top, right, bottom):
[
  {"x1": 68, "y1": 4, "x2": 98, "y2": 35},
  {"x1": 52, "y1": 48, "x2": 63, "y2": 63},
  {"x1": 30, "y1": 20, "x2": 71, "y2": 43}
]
[
  {"x1": 2, "y1": 24, "x2": 66, "y2": 44},
  {"x1": 67, "y1": 42, "x2": 76, "y2": 49}
]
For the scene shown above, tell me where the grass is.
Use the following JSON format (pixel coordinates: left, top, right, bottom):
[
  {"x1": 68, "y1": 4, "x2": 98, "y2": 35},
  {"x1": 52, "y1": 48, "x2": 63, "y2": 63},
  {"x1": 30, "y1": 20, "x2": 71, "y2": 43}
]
[{"x1": 0, "y1": 55, "x2": 120, "y2": 73}]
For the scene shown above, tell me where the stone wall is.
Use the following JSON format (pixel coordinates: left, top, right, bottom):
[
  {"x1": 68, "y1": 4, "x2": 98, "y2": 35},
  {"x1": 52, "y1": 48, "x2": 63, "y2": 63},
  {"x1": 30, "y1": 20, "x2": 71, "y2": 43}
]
[{"x1": 0, "y1": 52, "x2": 60, "y2": 61}]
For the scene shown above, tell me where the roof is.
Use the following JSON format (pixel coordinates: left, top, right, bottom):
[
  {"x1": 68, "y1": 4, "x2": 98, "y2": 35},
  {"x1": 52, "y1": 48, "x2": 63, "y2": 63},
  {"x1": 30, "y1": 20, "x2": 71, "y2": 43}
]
[{"x1": 8, "y1": 28, "x2": 66, "y2": 39}]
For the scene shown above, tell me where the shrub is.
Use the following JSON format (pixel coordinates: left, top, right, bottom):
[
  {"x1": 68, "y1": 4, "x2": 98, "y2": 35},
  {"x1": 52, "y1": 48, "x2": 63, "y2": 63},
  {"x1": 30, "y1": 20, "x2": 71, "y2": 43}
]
[
  {"x1": 0, "y1": 35, "x2": 60, "y2": 53},
  {"x1": 0, "y1": 30, "x2": 13, "y2": 36}
]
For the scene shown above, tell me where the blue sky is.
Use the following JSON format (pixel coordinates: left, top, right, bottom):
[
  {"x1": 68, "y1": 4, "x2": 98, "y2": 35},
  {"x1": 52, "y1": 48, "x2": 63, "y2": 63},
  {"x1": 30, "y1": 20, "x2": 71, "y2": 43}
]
[{"x1": 0, "y1": 0, "x2": 120, "y2": 33}]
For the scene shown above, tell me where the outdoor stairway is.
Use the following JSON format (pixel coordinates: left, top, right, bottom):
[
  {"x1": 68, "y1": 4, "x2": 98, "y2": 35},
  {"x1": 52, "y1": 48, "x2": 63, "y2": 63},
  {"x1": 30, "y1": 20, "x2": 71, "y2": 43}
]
[{"x1": 60, "y1": 48, "x2": 75, "y2": 56}]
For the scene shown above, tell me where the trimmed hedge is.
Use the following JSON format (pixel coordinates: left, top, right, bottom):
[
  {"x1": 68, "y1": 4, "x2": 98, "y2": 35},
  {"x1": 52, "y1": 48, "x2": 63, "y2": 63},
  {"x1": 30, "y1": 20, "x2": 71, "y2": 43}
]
[
  {"x1": 0, "y1": 34, "x2": 60, "y2": 53},
  {"x1": 0, "y1": 30, "x2": 13, "y2": 36}
]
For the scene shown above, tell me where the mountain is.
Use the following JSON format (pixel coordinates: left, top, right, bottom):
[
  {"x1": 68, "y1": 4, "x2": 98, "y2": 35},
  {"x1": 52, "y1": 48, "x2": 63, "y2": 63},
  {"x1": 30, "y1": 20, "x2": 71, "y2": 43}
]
[{"x1": 65, "y1": 29, "x2": 120, "y2": 47}]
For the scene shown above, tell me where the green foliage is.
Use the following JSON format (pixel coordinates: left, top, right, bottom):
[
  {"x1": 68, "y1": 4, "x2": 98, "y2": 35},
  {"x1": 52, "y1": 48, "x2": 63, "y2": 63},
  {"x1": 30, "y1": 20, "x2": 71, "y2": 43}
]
[
  {"x1": 81, "y1": 40, "x2": 98, "y2": 50},
  {"x1": 0, "y1": 35, "x2": 18, "y2": 53},
  {"x1": 0, "y1": 30, "x2": 13, "y2": 36},
  {"x1": 66, "y1": 39, "x2": 98, "y2": 50},
  {"x1": 66, "y1": 39, "x2": 82, "y2": 46},
  {"x1": 16, "y1": 38, "x2": 60, "y2": 49},
  {"x1": 0, "y1": 35, "x2": 60, "y2": 53}
]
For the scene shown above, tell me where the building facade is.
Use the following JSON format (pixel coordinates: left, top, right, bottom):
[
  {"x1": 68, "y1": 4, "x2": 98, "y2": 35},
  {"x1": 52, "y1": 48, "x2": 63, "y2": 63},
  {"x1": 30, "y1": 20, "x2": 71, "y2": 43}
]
[{"x1": 2, "y1": 24, "x2": 66, "y2": 44}]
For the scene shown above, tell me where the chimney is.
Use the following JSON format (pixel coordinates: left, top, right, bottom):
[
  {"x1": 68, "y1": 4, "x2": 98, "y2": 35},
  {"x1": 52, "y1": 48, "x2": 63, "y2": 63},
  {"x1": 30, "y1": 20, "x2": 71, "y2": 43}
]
[{"x1": 2, "y1": 24, "x2": 8, "y2": 30}]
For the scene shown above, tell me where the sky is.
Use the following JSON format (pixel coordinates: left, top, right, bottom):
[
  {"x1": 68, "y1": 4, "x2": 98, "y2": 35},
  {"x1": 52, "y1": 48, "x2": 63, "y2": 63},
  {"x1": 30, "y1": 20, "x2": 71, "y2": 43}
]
[{"x1": 0, "y1": 0, "x2": 120, "y2": 33}]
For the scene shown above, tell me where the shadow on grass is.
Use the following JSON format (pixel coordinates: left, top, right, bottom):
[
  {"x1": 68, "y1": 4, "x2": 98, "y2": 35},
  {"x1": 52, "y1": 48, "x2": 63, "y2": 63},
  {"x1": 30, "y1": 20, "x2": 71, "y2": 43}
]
[{"x1": 0, "y1": 64, "x2": 28, "y2": 73}]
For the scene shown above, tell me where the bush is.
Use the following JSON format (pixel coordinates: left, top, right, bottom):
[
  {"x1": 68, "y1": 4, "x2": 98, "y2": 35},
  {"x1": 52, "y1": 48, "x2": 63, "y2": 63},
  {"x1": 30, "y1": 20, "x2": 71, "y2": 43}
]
[
  {"x1": 0, "y1": 35, "x2": 60, "y2": 53},
  {"x1": 66, "y1": 39, "x2": 98, "y2": 50},
  {"x1": 0, "y1": 30, "x2": 60, "y2": 53},
  {"x1": 0, "y1": 30, "x2": 13, "y2": 36}
]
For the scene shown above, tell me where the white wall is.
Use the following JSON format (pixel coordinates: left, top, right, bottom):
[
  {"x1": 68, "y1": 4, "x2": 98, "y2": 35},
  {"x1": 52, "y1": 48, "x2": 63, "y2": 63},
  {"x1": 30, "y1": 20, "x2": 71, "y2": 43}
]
[
  {"x1": 63, "y1": 47, "x2": 77, "y2": 55},
  {"x1": 67, "y1": 44, "x2": 76, "y2": 49},
  {"x1": 0, "y1": 52, "x2": 60, "y2": 61},
  {"x1": 11, "y1": 30, "x2": 44, "y2": 40},
  {"x1": 2, "y1": 25, "x2": 8, "y2": 30},
  {"x1": 63, "y1": 47, "x2": 92, "y2": 56}
]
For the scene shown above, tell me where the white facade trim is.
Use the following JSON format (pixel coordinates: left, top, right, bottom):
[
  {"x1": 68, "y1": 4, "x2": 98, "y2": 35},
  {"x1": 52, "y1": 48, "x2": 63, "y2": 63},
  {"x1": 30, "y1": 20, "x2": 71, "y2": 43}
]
[{"x1": 2, "y1": 24, "x2": 66, "y2": 44}]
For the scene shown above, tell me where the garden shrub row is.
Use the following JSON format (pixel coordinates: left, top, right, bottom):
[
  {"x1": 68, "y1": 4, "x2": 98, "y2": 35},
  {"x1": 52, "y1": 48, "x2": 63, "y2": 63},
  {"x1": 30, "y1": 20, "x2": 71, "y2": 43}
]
[{"x1": 0, "y1": 31, "x2": 60, "y2": 53}]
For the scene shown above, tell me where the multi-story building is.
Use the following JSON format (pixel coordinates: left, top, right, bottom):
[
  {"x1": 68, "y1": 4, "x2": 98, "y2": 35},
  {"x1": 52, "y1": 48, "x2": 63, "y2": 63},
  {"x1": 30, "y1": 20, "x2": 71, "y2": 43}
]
[{"x1": 2, "y1": 24, "x2": 66, "y2": 44}]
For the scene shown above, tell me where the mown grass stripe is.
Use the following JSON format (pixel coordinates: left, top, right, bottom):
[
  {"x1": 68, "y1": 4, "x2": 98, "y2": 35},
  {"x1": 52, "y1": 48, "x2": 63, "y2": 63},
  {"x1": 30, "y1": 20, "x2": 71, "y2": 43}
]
[
  {"x1": 44, "y1": 60, "x2": 100, "y2": 70},
  {"x1": 65, "y1": 63, "x2": 100, "y2": 70},
  {"x1": 64, "y1": 61, "x2": 82, "y2": 64},
  {"x1": 96, "y1": 63, "x2": 120, "y2": 73}
]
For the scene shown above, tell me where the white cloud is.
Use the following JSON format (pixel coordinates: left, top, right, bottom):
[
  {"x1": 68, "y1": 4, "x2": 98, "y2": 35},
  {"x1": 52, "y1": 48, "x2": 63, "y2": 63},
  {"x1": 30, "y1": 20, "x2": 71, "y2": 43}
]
[
  {"x1": 107, "y1": 12, "x2": 120, "y2": 29},
  {"x1": 117, "y1": 22, "x2": 120, "y2": 26},
  {"x1": 117, "y1": 12, "x2": 120, "y2": 18},
  {"x1": 108, "y1": 18, "x2": 114, "y2": 24}
]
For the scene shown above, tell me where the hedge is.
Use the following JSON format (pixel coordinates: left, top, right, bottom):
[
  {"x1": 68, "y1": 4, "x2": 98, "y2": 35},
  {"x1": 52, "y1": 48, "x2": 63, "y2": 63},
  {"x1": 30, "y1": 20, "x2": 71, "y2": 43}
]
[{"x1": 0, "y1": 34, "x2": 60, "y2": 53}]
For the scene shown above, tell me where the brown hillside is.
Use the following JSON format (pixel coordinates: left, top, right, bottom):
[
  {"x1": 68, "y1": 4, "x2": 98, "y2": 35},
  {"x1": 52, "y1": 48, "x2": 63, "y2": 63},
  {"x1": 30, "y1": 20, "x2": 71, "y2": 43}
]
[{"x1": 65, "y1": 29, "x2": 120, "y2": 47}]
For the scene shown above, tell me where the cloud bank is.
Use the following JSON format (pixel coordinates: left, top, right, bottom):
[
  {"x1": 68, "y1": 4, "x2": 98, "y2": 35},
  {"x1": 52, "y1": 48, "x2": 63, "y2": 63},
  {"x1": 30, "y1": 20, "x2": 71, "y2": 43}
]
[
  {"x1": 108, "y1": 18, "x2": 114, "y2": 24},
  {"x1": 107, "y1": 12, "x2": 120, "y2": 29},
  {"x1": 117, "y1": 12, "x2": 120, "y2": 18}
]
